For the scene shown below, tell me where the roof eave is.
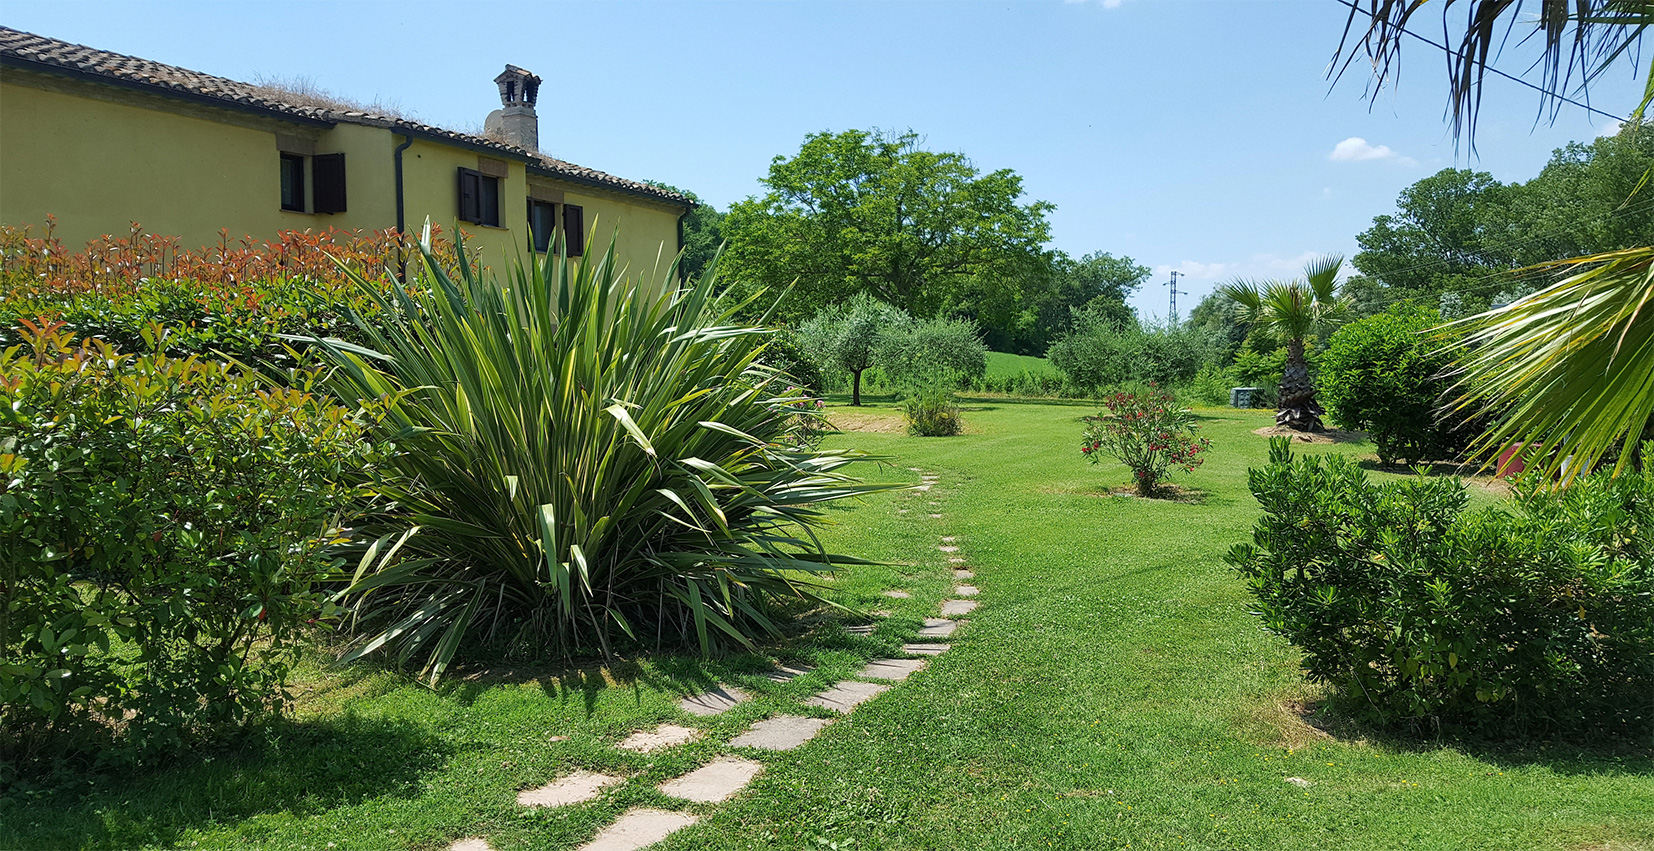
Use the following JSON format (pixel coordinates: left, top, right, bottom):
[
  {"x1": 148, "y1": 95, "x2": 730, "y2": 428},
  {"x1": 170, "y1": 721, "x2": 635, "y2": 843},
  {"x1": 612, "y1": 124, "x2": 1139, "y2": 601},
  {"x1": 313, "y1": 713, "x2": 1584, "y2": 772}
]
[
  {"x1": 0, "y1": 53, "x2": 335, "y2": 128},
  {"x1": 525, "y1": 162, "x2": 694, "y2": 209}
]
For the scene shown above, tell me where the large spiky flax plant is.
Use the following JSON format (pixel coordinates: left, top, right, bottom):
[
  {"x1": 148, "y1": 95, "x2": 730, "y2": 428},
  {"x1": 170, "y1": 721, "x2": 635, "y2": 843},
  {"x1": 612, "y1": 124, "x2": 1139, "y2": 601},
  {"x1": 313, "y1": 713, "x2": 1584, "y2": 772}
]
[
  {"x1": 1221, "y1": 255, "x2": 1349, "y2": 432},
  {"x1": 1335, "y1": 1, "x2": 1654, "y2": 483},
  {"x1": 305, "y1": 226, "x2": 889, "y2": 683}
]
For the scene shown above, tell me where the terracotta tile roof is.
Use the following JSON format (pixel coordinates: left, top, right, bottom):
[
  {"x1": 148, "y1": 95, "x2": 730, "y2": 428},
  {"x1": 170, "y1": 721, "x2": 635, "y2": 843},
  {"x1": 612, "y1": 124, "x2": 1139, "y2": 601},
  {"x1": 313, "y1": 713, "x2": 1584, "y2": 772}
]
[{"x1": 0, "y1": 26, "x2": 691, "y2": 208}]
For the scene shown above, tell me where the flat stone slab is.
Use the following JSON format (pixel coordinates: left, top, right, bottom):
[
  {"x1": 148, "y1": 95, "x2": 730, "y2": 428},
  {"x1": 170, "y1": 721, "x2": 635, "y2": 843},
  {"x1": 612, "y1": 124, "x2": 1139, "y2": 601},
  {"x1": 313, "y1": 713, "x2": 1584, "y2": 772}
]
[
  {"x1": 903, "y1": 643, "x2": 951, "y2": 655},
  {"x1": 843, "y1": 624, "x2": 875, "y2": 636},
  {"x1": 938, "y1": 545, "x2": 959, "y2": 553},
  {"x1": 897, "y1": 509, "x2": 910, "y2": 514},
  {"x1": 881, "y1": 589, "x2": 912, "y2": 599},
  {"x1": 680, "y1": 686, "x2": 748, "y2": 716},
  {"x1": 940, "y1": 536, "x2": 956, "y2": 543},
  {"x1": 578, "y1": 808, "x2": 699, "y2": 851},
  {"x1": 954, "y1": 585, "x2": 979, "y2": 597},
  {"x1": 764, "y1": 663, "x2": 813, "y2": 682},
  {"x1": 805, "y1": 680, "x2": 891, "y2": 713},
  {"x1": 728, "y1": 715, "x2": 832, "y2": 750},
  {"x1": 914, "y1": 484, "x2": 932, "y2": 492},
  {"x1": 941, "y1": 599, "x2": 979, "y2": 616},
  {"x1": 929, "y1": 514, "x2": 943, "y2": 519},
  {"x1": 450, "y1": 840, "x2": 492, "y2": 851},
  {"x1": 856, "y1": 658, "x2": 927, "y2": 681},
  {"x1": 518, "y1": 770, "x2": 624, "y2": 808},
  {"x1": 657, "y1": 756, "x2": 764, "y2": 803},
  {"x1": 918, "y1": 618, "x2": 959, "y2": 637},
  {"x1": 953, "y1": 568, "x2": 973, "y2": 578},
  {"x1": 617, "y1": 724, "x2": 699, "y2": 753}
]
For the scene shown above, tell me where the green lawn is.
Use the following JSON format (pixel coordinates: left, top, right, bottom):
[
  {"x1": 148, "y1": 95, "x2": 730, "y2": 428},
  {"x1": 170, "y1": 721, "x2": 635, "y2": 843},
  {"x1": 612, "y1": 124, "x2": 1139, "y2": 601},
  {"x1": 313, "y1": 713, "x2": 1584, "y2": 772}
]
[
  {"x1": 6, "y1": 401, "x2": 1649, "y2": 851},
  {"x1": 985, "y1": 351, "x2": 1058, "y2": 380}
]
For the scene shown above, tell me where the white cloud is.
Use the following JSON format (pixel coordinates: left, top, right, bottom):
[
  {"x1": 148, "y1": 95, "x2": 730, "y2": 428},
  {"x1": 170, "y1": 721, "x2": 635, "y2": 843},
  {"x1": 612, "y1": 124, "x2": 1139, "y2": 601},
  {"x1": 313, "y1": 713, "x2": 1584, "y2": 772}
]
[
  {"x1": 1064, "y1": 0, "x2": 1128, "y2": 6},
  {"x1": 1598, "y1": 119, "x2": 1624, "y2": 138},
  {"x1": 1320, "y1": 186, "x2": 1334, "y2": 199},
  {"x1": 1328, "y1": 136, "x2": 1415, "y2": 165}
]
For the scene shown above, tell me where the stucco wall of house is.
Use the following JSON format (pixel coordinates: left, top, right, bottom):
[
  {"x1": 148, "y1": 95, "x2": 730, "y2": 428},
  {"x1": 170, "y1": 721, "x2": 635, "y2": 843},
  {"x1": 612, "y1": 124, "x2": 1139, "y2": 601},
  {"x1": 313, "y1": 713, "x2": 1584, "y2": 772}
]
[{"x1": 1, "y1": 73, "x2": 685, "y2": 279}]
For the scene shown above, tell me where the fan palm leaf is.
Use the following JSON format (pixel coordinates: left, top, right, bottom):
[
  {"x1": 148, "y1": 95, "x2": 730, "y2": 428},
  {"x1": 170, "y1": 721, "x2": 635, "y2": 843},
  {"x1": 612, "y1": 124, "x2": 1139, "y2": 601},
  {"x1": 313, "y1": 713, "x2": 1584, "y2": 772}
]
[{"x1": 1444, "y1": 246, "x2": 1654, "y2": 484}]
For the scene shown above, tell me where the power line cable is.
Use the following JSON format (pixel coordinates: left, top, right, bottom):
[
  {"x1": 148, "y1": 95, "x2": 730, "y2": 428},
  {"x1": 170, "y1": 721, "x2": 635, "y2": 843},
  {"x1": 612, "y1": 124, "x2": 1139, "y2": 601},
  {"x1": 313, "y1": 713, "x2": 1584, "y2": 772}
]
[{"x1": 1329, "y1": 0, "x2": 1631, "y2": 125}]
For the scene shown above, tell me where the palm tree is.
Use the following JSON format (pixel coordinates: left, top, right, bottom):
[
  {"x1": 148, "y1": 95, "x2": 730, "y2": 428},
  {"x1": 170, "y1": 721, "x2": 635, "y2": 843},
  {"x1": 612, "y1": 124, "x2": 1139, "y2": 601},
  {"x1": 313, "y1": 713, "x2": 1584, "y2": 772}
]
[
  {"x1": 1334, "y1": 0, "x2": 1654, "y2": 482},
  {"x1": 1222, "y1": 255, "x2": 1348, "y2": 432}
]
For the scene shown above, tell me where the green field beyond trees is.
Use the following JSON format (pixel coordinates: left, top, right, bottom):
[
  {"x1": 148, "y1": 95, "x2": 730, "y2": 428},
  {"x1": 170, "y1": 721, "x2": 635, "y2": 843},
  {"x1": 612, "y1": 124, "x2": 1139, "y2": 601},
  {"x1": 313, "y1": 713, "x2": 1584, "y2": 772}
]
[{"x1": 7, "y1": 401, "x2": 1647, "y2": 851}]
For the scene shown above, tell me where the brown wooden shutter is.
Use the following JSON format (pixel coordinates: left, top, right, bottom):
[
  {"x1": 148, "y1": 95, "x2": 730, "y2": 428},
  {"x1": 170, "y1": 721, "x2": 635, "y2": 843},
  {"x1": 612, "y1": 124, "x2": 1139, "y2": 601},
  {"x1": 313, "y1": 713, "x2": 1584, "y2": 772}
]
[
  {"x1": 563, "y1": 204, "x2": 584, "y2": 257},
  {"x1": 312, "y1": 153, "x2": 347, "y2": 214},
  {"x1": 458, "y1": 169, "x2": 479, "y2": 223}
]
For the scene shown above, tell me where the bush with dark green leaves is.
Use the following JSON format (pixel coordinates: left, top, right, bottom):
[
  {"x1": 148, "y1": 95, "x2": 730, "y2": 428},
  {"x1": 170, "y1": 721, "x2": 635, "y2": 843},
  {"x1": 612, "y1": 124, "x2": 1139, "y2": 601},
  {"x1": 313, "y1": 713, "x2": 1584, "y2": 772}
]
[
  {"x1": 0, "y1": 322, "x2": 366, "y2": 768},
  {"x1": 1320, "y1": 305, "x2": 1474, "y2": 464},
  {"x1": 756, "y1": 329, "x2": 825, "y2": 397},
  {"x1": 1228, "y1": 439, "x2": 1654, "y2": 737}
]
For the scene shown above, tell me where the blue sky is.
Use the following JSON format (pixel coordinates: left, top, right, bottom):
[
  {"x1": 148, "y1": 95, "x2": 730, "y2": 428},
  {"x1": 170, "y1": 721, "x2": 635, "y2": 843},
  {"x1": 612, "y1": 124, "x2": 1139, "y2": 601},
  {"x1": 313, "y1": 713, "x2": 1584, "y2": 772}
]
[{"x1": 6, "y1": 0, "x2": 1644, "y2": 321}]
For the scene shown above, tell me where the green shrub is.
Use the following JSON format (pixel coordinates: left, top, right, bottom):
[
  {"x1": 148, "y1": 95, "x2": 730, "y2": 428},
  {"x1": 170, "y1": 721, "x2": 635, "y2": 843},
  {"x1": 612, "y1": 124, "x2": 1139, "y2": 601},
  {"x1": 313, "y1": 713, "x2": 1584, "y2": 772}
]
[
  {"x1": 904, "y1": 388, "x2": 964, "y2": 436},
  {"x1": 0, "y1": 322, "x2": 364, "y2": 766},
  {"x1": 1047, "y1": 313, "x2": 1222, "y2": 393},
  {"x1": 876, "y1": 316, "x2": 988, "y2": 390},
  {"x1": 756, "y1": 329, "x2": 825, "y2": 397},
  {"x1": 307, "y1": 234, "x2": 892, "y2": 682},
  {"x1": 1080, "y1": 385, "x2": 1211, "y2": 496},
  {"x1": 1320, "y1": 305, "x2": 1473, "y2": 464},
  {"x1": 1228, "y1": 439, "x2": 1654, "y2": 737},
  {"x1": 1186, "y1": 363, "x2": 1234, "y2": 407}
]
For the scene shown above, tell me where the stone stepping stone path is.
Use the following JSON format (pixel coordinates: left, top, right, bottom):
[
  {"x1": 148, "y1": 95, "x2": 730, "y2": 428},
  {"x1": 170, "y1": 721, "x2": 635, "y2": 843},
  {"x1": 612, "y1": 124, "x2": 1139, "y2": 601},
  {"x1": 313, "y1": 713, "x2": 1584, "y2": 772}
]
[
  {"x1": 806, "y1": 680, "x2": 891, "y2": 713},
  {"x1": 517, "y1": 770, "x2": 623, "y2": 808},
  {"x1": 657, "y1": 756, "x2": 764, "y2": 803},
  {"x1": 729, "y1": 715, "x2": 832, "y2": 750},
  {"x1": 856, "y1": 658, "x2": 927, "y2": 680},
  {"x1": 764, "y1": 663, "x2": 813, "y2": 682},
  {"x1": 463, "y1": 467, "x2": 986, "y2": 851},
  {"x1": 578, "y1": 808, "x2": 699, "y2": 851},
  {"x1": 919, "y1": 617, "x2": 959, "y2": 637},
  {"x1": 617, "y1": 724, "x2": 698, "y2": 753},
  {"x1": 680, "y1": 686, "x2": 748, "y2": 716}
]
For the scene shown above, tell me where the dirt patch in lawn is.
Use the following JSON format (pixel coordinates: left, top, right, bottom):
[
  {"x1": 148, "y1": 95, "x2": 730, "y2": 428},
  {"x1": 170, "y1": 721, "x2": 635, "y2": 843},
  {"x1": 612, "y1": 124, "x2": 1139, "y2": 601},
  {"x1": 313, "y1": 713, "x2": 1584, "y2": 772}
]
[
  {"x1": 1252, "y1": 425, "x2": 1368, "y2": 444},
  {"x1": 1239, "y1": 695, "x2": 1338, "y2": 750},
  {"x1": 828, "y1": 410, "x2": 909, "y2": 434}
]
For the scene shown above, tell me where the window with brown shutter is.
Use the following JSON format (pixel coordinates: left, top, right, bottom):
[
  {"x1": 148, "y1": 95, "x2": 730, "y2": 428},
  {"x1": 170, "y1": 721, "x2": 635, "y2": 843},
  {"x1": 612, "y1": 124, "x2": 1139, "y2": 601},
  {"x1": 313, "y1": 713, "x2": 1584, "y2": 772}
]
[
  {"x1": 528, "y1": 199, "x2": 557, "y2": 253},
  {"x1": 563, "y1": 204, "x2": 584, "y2": 257},
  {"x1": 458, "y1": 168, "x2": 501, "y2": 227},
  {"x1": 312, "y1": 153, "x2": 347, "y2": 214},
  {"x1": 280, "y1": 153, "x2": 305, "y2": 212}
]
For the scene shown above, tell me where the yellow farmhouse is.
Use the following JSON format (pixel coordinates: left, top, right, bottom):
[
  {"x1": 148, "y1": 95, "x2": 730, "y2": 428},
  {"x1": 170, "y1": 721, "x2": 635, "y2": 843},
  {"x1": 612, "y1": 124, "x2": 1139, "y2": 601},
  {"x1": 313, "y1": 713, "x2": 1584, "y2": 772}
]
[{"x1": 0, "y1": 28, "x2": 692, "y2": 275}]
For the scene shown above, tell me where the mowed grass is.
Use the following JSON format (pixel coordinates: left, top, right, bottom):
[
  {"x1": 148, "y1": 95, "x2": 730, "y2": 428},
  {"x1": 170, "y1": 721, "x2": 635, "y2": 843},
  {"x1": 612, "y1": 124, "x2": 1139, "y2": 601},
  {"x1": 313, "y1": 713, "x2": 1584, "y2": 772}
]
[
  {"x1": 6, "y1": 401, "x2": 1650, "y2": 851},
  {"x1": 985, "y1": 351, "x2": 1059, "y2": 380}
]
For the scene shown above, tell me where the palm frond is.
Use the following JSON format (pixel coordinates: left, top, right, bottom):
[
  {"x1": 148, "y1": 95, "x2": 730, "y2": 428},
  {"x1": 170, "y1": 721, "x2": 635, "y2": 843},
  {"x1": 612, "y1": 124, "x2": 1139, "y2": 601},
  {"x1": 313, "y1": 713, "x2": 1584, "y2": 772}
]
[{"x1": 1444, "y1": 245, "x2": 1654, "y2": 484}]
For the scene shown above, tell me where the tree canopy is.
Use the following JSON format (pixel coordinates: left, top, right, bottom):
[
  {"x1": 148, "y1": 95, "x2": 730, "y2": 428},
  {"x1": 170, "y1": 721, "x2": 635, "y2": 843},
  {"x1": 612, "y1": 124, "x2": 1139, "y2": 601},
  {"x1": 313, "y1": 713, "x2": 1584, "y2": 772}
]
[{"x1": 720, "y1": 129, "x2": 1055, "y2": 322}]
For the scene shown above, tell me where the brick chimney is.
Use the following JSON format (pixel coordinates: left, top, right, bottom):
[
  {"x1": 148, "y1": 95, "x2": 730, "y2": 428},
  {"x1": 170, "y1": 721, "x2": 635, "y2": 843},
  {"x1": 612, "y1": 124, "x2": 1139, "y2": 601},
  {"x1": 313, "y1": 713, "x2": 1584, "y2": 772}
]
[{"x1": 484, "y1": 65, "x2": 541, "y2": 151}]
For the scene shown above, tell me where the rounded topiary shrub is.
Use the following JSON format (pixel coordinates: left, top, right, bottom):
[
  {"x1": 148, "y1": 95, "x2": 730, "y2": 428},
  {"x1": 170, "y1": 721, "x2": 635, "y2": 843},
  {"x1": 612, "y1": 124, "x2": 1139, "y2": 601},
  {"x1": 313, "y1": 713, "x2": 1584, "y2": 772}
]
[{"x1": 1320, "y1": 305, "x2": 1472, "y2": 464}]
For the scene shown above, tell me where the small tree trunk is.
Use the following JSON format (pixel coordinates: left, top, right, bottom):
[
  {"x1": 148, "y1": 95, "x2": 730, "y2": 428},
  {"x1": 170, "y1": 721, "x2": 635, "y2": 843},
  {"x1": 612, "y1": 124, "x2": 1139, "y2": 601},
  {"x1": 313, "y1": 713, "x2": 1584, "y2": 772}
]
[{"x1": 851, "y1": 369, "x2": 863, "y2": 407}]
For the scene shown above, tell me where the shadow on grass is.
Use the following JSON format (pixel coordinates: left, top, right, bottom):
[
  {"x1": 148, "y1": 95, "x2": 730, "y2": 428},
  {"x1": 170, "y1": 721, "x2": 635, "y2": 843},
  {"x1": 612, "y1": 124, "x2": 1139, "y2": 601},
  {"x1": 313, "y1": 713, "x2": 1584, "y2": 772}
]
[
  {"x1": 1304, "y1": 699, "x2": 1654, "y2": 777},
  {"x1": 0, "y1": 713, "x2": 448, "y2": 851}
]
